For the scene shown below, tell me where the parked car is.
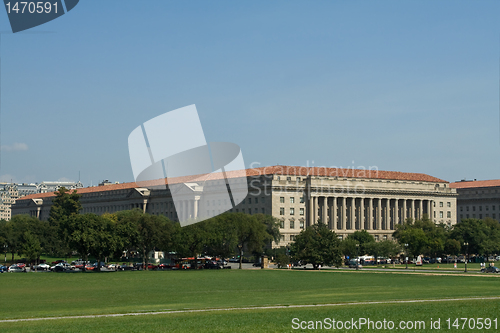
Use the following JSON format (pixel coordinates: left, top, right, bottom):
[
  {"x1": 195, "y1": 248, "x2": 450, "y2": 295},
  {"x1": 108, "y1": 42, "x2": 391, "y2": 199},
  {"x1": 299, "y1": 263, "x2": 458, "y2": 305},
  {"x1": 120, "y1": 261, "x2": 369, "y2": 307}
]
[
  {"x1": 51, "y1": 260, "x2": 67, "y2": 265},
  {"x1": 8, "y1": 264, "x2": 25, "y2": 272},
  {"x1": 51, "y1": 263, "x2": 73, "y2": 272},
  {"x1": 0, "y1": 265, "x2": 8, "y2": 273},
  {"x1": 481, "y1": 266, "x2": 500, "y2": 273},
  {"x1": 106, "y1": 264, "x2": 118, "y2": 271},
  {"x1": 119, "y1": 263, "x2": 135, "y2": 271},
  {"x1": 33, "y1": 263, "x2": 51, "y2": 271},
  {"x1": 204, "y1": 261, "x2": 222, "y2": 269}
]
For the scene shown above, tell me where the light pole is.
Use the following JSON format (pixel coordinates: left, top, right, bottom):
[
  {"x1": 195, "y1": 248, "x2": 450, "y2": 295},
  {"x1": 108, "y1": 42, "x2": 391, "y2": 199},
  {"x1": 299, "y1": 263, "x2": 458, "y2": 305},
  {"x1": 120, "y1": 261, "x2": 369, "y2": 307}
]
[
  {"x1": 405, "y1": 243, "x2": 409, "y2": 269},
  {"x1": 464, "y1": 242, "x2": 469, "y2": 273},
  {"x1": 355, "y1": 244, "x2": 360, "y2": 271}
]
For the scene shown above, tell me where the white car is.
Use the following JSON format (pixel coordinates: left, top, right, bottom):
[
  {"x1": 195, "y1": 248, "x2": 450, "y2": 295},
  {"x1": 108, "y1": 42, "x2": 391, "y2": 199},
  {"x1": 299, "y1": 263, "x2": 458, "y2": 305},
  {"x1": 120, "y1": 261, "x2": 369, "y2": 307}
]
[
  {"x1": 8, "y1": 265, "x2": 25, "y2": 272},
  {"x1": 33, "y1": 263, "x2": 51, "y2": 271}
]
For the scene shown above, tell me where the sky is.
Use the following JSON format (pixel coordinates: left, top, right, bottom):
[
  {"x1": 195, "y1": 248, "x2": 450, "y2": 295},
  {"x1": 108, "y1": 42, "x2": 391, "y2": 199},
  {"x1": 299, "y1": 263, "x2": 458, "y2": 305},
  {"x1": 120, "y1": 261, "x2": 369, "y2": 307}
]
[{"x1": 0, "y1": 0, "x2": 498, "y2": 186}]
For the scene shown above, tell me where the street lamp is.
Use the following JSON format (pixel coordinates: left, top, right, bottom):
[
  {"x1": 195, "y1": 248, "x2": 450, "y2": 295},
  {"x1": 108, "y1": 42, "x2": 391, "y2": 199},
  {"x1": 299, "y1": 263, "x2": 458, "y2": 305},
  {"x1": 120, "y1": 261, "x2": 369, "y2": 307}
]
[
  {"x1": 404, "y1": 243, "x2": 409, "y2": 269},
  {"x1": 355, "y1": 244, "x2": 360, "y2": 271},
  {"x1": 464, "y1": 242, "x2": 469, "y2": 273}
]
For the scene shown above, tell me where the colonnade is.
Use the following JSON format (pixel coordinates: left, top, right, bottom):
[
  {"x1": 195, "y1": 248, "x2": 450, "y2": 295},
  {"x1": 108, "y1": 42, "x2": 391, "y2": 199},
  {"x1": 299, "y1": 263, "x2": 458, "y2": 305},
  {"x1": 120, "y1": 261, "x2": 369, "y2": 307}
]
[{"x1": 308, "y1": 195, "x2": 433, "y2": 231}]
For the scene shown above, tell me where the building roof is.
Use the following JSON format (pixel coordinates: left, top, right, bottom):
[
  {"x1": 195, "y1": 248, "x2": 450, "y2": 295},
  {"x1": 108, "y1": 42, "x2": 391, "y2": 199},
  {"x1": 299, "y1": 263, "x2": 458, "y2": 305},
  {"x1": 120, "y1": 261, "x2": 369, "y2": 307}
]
[
  {"x1": 18, "y1": 165, "x2": 447, "y2": 201},
  {"x1": 450, "y1": 179, "x2": 500, "y2": 189}
]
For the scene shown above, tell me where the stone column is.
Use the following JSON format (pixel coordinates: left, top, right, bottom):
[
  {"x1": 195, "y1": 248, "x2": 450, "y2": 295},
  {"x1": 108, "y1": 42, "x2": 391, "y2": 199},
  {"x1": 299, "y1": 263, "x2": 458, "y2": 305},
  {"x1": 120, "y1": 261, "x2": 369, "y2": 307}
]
[
  {"x1": 427, "y1": 200, "x2": 431, "y2": 219},
  {"x1": 368, "y1": 198, "x2": 373, "y2": 230},
  {"x1": 411, "y1": 200, "x2": 415, "y2": 220},
  {"x1": 430, "y1": 200, "x2": 434, "y2": 221},
  {"x1": 394, "y1": 199, "x2": 399, "y2": 227},
  {"x1": 332, "y1": 197, "x2": 337, "y2": 230},
  {"x1": 385, "y1": 199, "x2": 390, "y2": 230},
  {"x1": 360, "y1": 198, "x2": 365, "y2": 230},
  {"x1": 403, "y1": 200, "x2": 407, "y2": 223},
  {"x1": 194, "y1": 196, "x2": 200, "y2": 219},
  {"x1": 350, "y1": 198, "x2": 356, "y2": 230},
  {"x1": 323, "y1": 196, "x2": 328, "y2": 225},
  {"x1": 377, "y1": 198, "x2": 382, "y2": 230},
  {"x1": 309, "y1": 195, "x2": 314, "y2": 226},
  {"x1": 341, "y1": 197, "x2": 347, "y2": 230},
  {"x1": 313, "y1": 196, "x2": 318, "y2": 224},
  {"x1": 419, "y1": 200, "x2": 423, "y2": 220}
]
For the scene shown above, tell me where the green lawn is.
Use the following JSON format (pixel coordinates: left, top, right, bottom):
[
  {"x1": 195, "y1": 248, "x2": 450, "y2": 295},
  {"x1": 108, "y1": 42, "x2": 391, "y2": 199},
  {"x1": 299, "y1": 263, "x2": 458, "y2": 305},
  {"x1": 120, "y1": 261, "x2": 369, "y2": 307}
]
[{"x1": 1, "y1": 269, "x2": 499, "y2": 331}]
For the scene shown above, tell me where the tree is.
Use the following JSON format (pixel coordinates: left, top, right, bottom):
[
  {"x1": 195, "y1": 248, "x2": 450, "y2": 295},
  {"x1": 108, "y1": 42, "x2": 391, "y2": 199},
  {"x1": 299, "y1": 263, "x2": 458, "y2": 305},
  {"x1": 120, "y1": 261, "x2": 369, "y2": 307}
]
[
  {"x1": 346, "y1": 230, "x2": 374, "y2": 256},
  {"x1": 290, "y1": 223, "x2": 342, "y2": 269},
  {"x1": 134, "y1": 212, "x2": 175, "y2": 270},
  {"x1": 394, "y1": 227, "x2": 427, "y2": 258},
  {"x1": 233, "y1": 213, "x2": 271, "y2": 269},
  {"x1": 21, "y1": 231, "x2": 41, "y2": 264},
  {"x1": 48, "y1": 187, "x2": 82, "y2": 256},
  {"x1": 67, "y1": 214, "x2": 98, "y2": 271}
]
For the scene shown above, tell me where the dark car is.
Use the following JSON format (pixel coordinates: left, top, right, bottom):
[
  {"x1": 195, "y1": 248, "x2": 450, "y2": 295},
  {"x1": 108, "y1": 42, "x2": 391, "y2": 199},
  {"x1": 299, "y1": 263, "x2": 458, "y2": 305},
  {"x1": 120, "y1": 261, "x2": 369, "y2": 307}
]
[
  {"x1": 481, "y1": 266, "x2": 500, "y2": 273},
  {"x1": 0, "y1": 265, "x2": 8, "y2": 273},
  {"x1": 204, "y1": 262, "x2": 222, "y2": 269}
]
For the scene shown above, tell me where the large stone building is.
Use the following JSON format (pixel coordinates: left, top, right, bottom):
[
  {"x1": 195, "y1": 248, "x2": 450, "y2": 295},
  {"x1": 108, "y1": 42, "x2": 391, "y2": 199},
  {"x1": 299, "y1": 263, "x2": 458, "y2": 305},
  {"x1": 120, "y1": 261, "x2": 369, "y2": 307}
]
[
  {"x1": 12, "y1": 166, "x2": 457, "y2": 246},
  {"x1": 450, "y1": 179, "x2": 500, "y2": 222},
  {"x1": 0, "y1": 181, "x2": 83, "y2": 220}
]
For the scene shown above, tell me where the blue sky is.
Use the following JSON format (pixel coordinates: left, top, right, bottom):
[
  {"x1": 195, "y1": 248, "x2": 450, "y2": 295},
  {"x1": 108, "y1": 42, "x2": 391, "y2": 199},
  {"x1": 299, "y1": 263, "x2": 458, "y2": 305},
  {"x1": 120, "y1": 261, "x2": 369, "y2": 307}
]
[{"x1": 0, "y1": 0, "x2": 498, "y2": 185}]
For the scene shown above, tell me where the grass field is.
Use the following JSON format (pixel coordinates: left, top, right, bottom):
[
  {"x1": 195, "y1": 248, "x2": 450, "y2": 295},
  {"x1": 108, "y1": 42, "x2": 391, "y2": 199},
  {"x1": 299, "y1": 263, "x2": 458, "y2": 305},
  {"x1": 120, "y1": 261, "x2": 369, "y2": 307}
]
[{"x1": 1, "y1": 269, "x2": 499, "y2": 332}]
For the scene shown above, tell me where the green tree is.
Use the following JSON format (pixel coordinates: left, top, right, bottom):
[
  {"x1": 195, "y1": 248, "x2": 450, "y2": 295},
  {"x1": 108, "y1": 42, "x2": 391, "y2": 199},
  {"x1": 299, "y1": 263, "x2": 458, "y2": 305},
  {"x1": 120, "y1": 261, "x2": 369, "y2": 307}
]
[
  {"x1": 234, "y1": 213, "x2": 271, "y2": 269},
  {"x1": 67, "y1": 214, "x2": 98, "y2": 271},
  {"x1": 346, "y1": 230, "x2": 375, "y2": 256},
  {"x1": 48, "y1": 187, "x2": 82, "y2": 256},
  {"x1": 21, "y1": 231, "x2": 42, "y2": 263},
  {"x1": 290, "y1": 223, "x2": 342, "y2": 269}
]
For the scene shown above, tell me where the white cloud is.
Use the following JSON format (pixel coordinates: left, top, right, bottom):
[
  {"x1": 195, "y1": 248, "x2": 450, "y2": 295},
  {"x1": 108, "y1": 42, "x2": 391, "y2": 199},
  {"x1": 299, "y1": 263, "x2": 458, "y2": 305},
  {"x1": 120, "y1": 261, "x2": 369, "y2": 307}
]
[{"x1": 1, "y1": 143, "x2": 28, "y2": 152}]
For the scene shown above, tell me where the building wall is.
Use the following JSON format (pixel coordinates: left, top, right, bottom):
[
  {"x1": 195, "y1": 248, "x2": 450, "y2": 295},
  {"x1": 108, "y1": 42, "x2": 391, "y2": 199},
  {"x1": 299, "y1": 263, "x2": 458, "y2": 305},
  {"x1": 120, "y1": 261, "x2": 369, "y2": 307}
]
[{"x1": 12, "y1": 169, "x2": 457, "y2": 248}]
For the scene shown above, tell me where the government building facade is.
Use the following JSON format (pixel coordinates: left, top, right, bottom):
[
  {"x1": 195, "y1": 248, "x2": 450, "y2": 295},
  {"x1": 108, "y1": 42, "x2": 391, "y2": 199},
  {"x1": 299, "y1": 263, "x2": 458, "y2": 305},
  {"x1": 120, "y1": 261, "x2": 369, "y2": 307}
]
[
  {"x1": 450, "y1": 179, "x2": 500, "y2": 222},
  {"x1": 12, "y1": 166, "x2": 457, "y2": 247}
]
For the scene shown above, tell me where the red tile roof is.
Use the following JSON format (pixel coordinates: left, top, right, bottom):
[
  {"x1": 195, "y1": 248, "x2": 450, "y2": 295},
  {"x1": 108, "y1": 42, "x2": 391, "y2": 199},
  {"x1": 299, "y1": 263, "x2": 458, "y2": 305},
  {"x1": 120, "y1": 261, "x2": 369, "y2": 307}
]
[
  {"x1": 450, "y1": 179, "x2": 500, "y2": 189},
  {"x1": 18, "y1": 165, "x2": 447, "y2": 201}
]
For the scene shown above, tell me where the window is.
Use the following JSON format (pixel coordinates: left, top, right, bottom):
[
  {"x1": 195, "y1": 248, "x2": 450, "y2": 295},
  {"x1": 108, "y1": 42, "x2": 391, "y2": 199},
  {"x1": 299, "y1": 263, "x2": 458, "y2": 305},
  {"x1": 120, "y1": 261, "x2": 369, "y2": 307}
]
[
  {"x1": 280, "y1": 235, "x2": 285, "y2": 241},
  {"x1": 460, "y1": 206, "x2": 463, "y2": 211},
  {"x1": 447, "y1": 211, "x2": 451, "y2": 218},
  {"x1": 290, "y1": 235, "x2": 296, "y2": 241},
  {"x1": 248, "y1": 198, "x2": 252, "y2": 204},
  {"x1": 434, "y1": 211, "x2": 436, "y2": 218},
  {"x1": 280, "y1": 207, "x2": 285, "y2": 215},
  {"x1": 383, "y1": 235, "x2": 387, "y2": 240},
  {"x1": 286, "y1": 176, "x2": 291, "y2": 181},
  {"x1": 290, "y1": 208, "x2": 295, "y2": 215},
  {"x1": 466, "y1": 214, "x2": 469, "y2": 218},
  {"x1": 290, "y1": 197, "x2": 295, "y2": 204},
  {"x1": 255, "y1": 197, "x2": 258, "y2": 204},
  {"x1": 290, "y1": 220, "x2": 295, "y2": 229},
  {"x1": 261, "y1": 197, "x2": 265, "y2": 203},
  {"x1": 280, "y1": 220, "x2": 285, "y2": 229},
  {"x1": 486, "y1": 205, "x2": 489, "y2": 211},
  {"x1": 261, "y1": 208, "x2": 265, "y2": 214},
  {"x1": 299, "y1": 208, "x2": 304, "y2": 216},
  {"x1": 479, "y1": 214, "x2": 483, "y2": 219},
  {"x1": 439, "y1": 211, "x2": 443, "y2": 218},
  {"x1": 447, "y1": 202, "x2": 451, "y2": 207},
  {"x1": 473, "y1": 206, "x2": 476, "y2": 211},
  {"x1": 460, "y1": 214, "x2": 463, "y2": 219},
  {"x1": 439, "y1": 202, "x2": 443, "y2": 207},
  {"x1": 280, "y1": 197, "x2": 285, "y2": 203},
  {"x1": 254, "y1": 208, "x2": 258, "y2": 213},
  {"x1": 299, "y1": 221, "x2": 304, "y2": 229},
  {"x1": 374, "y1": 235, "x2": 379, "y2": 241},
  {"x1": 493, "y1": 206, "x2": 496, "y2": 211},
  {"x1": 479, "y1": 206, "x2": 482, "y2": 211},
  {"x1": 466, "y1": 206, "x2": 469, "y2": 211},
  {"x1": 300, "y1": 197, "x2": 304, "y2": 203}
]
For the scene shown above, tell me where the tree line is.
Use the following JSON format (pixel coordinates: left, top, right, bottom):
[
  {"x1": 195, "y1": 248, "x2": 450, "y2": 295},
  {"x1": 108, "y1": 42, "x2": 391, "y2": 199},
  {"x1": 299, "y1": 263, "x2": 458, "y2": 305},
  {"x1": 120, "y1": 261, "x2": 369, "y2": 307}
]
[{"x1": 0, "y1": 188, "x2": 280, "y2": 270}]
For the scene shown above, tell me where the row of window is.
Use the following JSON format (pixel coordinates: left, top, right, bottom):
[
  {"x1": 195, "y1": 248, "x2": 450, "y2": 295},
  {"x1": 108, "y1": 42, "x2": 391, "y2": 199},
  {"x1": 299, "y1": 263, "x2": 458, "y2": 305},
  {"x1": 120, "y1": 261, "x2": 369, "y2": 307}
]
[
  {"x1": 436, "y1": 211, "x2": 452, "y2": 218},
  {"x1": 279, "y1": 207, "x2": 305, "y2": 216},
  {"x1": 436, "y1": 202, "x2": 451, "y2": 208},
  {"x1": 279, "y1": 220, "x2": 305, "y2": 229},
  {"x1": 460, "y1": 205, "x2": 497, "y2": 212},
  {"x1": 460, "y1": 214, "x2": 496, "y2": 220},
  {"x1": 279, "y1": 196, "x2": 305, "y2": 204}
]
